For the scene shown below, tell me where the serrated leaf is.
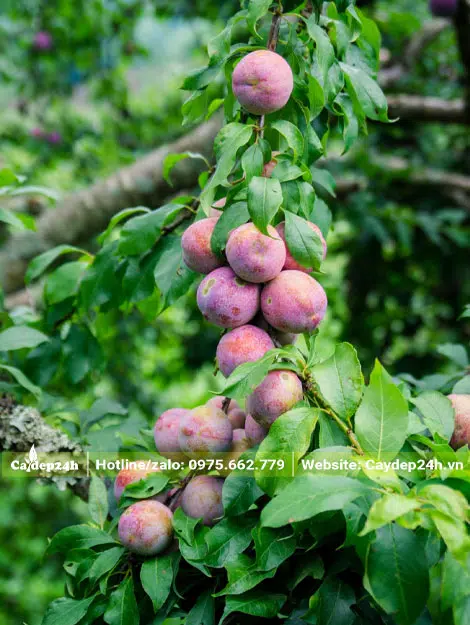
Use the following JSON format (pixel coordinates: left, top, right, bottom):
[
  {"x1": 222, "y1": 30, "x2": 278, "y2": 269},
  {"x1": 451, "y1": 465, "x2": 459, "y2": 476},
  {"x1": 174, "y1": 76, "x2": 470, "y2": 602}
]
[
  {"x1": 411, "y1": 391, "x2": 454, "y2": 441},
  {"x1": 104, "y1": 577, "x2": 139, "y2": 625},
  {"x1": 361, "y1": 494, "x2": 422, "y2": 535},
  {"x1": 214, "y1": 554, "x2": 276, "y2": 597},
  {"x1": 204, "y1": 514, "x2": 257, "y2": 567},
  {"x1": 219, "y1": 591, "x2": 286, "y2": 624},
  {"x1": 140, "y1": 553, "x2": 178, "y2": 612},
  {"x1": 284, "y1": 211, "x2": 324, "y2": 271},
  {"x1": 42, "y1": 597, "x2": 95, "y2": 625},
  {"x1": 211, "y1": 201, "x2": 249, "y2": 255},
  {"x1": 355, "y1": 360, "x2": 409, "y2": 459},
  {"x1": 118, "y1": 204, "x2": 184, "y2": 256},
  {"x1": 219, "y1": 350, "x2": 278, "y2": 400},
  {"x1": 241, "y1": 144, "x2": 264, "y2": 183},
  {"x1": 252, "y1": 525, "x2": 296, "y2": 571},
  {"x1": 247, "y1": 0, "x2": 272, "y2": 36},
  {"x1": 186, "y1": 590, "x2": 215, "y2": 625},
  {"x1": 311, "y1": 343, "x2": 364, "y2": 421},
  {"x1": 364, "y1": 524, "x2": 429, "y2": 625},
  {"x1": 46, "y1": 525, "x2": 116, "y2": 555},
  {"x1": 261, "y1": 475, "x2": 369, "y2": 527},
  {"x1": 341, "y1": 62, "x2": 389, "y2": 122},
  {"x1": 223, "y1": 470, "x2": 264, "y2": 516},
  {"x1": 89, "y1": 547, "x2": 124, "y2": 582}
]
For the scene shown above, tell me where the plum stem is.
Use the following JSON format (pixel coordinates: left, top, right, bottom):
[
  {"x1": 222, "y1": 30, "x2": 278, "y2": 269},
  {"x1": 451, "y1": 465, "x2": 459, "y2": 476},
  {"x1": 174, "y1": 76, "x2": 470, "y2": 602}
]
[{"x1": 221, "y1": 396, "x2": 232, "y2": 414}]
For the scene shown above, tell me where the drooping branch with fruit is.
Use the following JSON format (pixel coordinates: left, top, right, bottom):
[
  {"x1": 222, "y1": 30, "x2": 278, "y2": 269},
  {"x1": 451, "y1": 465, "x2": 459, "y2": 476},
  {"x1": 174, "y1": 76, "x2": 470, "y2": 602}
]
[{"x1": 1, "y1": 2, "x2": 469, "y2": 625}]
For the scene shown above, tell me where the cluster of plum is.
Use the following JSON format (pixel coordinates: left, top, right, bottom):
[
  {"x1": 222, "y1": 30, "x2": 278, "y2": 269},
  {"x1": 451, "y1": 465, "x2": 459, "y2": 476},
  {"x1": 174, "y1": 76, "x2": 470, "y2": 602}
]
[{"x1": 116, "y1": 49, "x2": 326, "y2": 556}]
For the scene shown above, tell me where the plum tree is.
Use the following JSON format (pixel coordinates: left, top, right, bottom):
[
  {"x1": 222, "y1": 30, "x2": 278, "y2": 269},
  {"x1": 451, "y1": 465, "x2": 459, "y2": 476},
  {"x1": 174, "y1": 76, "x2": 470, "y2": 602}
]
[
  {"x1": 276, "y1": 221, "x2": 327, "y2": 271},
  {"x1": 448, "y1": 394, "x2": 470, "y2": 449},
  {"x1": 245, "y1": 413, "x2": 268, "y2": 445},
  {"x1": 226, "y1": 223, "x2": 286, "y2": 283},
  {"x1": 182, "y1": 217, "x2": 225, "y2": 274},
  {"x1": 261, "y1": 270, "x2": 328, "y2": 333},
  {"x1": 178, "y1": 404, "x2": 233, "y2": 454},
  {"x1": 118, "y1": 500, "x2": 174, "y2": 556},
  {"x1": 180, "y1": 475, "x2": 224, "y2": 526},
  {"x1": 429, "y1": 0, "x2": 457, "y2": 17},
  {"x1": 247, "y1": 370, "x2": 303, "y2": 428},
  {"x1": 216, "y1": 324, "x2": 274, "y2": 377},
  {"x1": 114, "y1": 467, "x2": 167, "y2": 502},
  {"x1": 232, "y1": 50, "x2": 293, "y2": 115},
  {"x1": 154, "y1": 407, "x2": 189, "y2": 454},
  {"x1": 197, "y1": 266, "x2": 260, "y2": 328}
]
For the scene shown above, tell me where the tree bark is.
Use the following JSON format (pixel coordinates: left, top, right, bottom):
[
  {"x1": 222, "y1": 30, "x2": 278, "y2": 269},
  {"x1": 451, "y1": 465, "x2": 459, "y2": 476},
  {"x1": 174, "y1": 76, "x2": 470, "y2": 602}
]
[
  {"x1": 0, "y1": 117, "x2": 221, "y2": 295},
  {"x1": 387, "y1": 95, "x2": 468, "y2": 123}
]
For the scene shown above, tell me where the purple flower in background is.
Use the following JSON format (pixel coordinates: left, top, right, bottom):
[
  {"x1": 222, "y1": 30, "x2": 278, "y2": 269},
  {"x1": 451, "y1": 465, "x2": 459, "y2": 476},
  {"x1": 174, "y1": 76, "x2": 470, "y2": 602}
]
[
  {"x1": 429, "y1": 0, "x2": 458, "y2": 17},
  {"x1": 33, "y1": 31, "x2": 53, "y2": 51},
  {"x1": 46, "y1": 131, "x2": 62, "y2": 145}
]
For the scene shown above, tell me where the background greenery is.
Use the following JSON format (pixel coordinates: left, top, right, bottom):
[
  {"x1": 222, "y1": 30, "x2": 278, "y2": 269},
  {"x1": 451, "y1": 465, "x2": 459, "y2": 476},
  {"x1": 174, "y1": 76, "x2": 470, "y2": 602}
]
[{"x1": 0, "y1": 1, "x2": 469, "y2": 624}]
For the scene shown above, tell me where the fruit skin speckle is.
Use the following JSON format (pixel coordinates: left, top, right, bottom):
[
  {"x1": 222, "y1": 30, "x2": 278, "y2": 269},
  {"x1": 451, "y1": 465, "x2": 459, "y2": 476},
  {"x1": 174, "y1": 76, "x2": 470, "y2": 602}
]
[
  {"x1": 118, "y1": 500, "x2": 174, "y2": 556},
  {"x1": 216, "y1": 324, "x2": 274, "y2": 377},
  {"x1": 247, "y1": 369, "x2": 303, "y2": 429},
  {"x1": 178, "y1": 404, "x2": 233, "y2": 455},
  {"x1": 197, "y1": 267, "x2": 260, "y2": 328},
  {"x1": 182, "y1": 217, "x2": 225, "y2": 274}
]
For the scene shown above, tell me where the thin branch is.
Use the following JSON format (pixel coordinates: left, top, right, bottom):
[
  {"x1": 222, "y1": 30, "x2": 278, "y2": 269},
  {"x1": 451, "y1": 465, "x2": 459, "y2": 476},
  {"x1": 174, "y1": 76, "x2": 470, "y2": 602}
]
[{"x1": 387, "y1": 94, "x2": 468, "y2": 123}]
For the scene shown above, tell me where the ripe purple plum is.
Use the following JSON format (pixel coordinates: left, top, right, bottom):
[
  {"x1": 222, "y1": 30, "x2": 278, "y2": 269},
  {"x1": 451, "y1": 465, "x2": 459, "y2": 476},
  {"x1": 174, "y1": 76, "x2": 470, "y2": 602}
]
[
  {"x1": 118, "y1": 500, "x2": 173, "y2": 555},
  {"x1": 227, "y1": 407, "x2": 247, "y2": 429},
  {"x1": 181, "y1": 475, "x2": 224, "y2": 526},
  {"x1": 216, "y1": 324, "x2": 274, "y2": 377},
  {"x1": 197, "y1": 267, "x2": 260, "y2": 328},
  {"x1": 247, "y1": 370, "x2": 303, "y2": 428},
  {"x1": 154, "y1": 408, "x2": 189, "y2": 454},
  {"x1": 226, "y1": 223, "x2": 286, "y2": 283},
  {"x1": 276, "y1": 221, "x2": 327, "y2": 272},
  {"x1": 114, "y1": 467, "x2": 167, "y2": 502},
  {"x1": 261, "y1": 270, "x2": 327, "y2": 333},
  {"x1": 232, "y1": 428, "x2": 250, "y2": 452},
  {"x1": 178, "y1": 404, "x2": 233, "y2": 454},
  {"x1": 232, "y1": 50, "x2": 294, "y2": 115},
  {"x1": 245, "y1": 413, "x2": 268, "y2": 446},
  {"x1": 449, "y1": 394, "x2": 470, "y2": 449},
  {"x1": 429, "y1": 0, "x2": 457, "y2": 17},
  {"x1": 182, "y1": 218, "x2": 225, "y2": 274}
]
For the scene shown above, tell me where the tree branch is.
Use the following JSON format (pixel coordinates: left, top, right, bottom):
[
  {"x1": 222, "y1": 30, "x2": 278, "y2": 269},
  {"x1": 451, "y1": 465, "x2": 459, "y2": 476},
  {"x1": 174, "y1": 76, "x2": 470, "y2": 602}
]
[
  {"x1": 0, "y1": 396, "x2": 89, "y2": 500},
  {"x1": 0, "y1": 117, "x2": 221, "y2": 295},
  {"x1": 387, "y1": 95, "x2": 468, "y2": 123}
]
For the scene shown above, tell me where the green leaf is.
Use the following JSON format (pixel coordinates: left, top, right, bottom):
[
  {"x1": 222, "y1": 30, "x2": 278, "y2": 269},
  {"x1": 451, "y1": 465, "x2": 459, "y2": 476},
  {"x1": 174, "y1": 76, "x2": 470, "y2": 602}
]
[
  {"x1": 261, "y1": 475, "x2": 369, "y2": 527},
  {"x1": 186, "y1": 590, "x2": 215, "y2": 625},
  {"x1": 247, "y1": 176, "x2": 283, "y2": 235},
  {"x1": 437, "y1": 343, "x2": 468, "y2": 368},
  {"x1": 223, "y1": 470, "x2": 264, "y2": 516},
  {"x1": 46, "y1": 525, "x2": 116, "y2": 555},
  {"x1": 311, "y1": 343, "x2": 364, "y2": 421},
  {"x1": 311, "y1": 168, "x2": 336, "y2": 197},
  {"x1": 214, "y1": 554, "x2": 276, "y2": 596},
  {"x1": 0, "y1": 364, "x2": 41, "y2": 397},
  {"x1": 271, "y1": 120, "x2": 304, "y2": 161},
  {"x1": 361, "y1": 494, "x2": 422, "y2": 535},
  {"x1": 287, "y1": 554, "x2": 324, "y2": 590},
  {"x1": 247, "y1": 0, "x2": 272, "y2": 36},
  {"x1": 88, "y1": 476, "x2": 109, "y2": 528},
  {"x1": 89, "y1": 547, "x2": 124, "y2": 582},
  {"x1": 118, "y1": 204, "x2": 184, "y2": 256},
  {"x1": 182, "y1": 60, "x2": 223, "y2": 91},
  {"x1": 364, "y1": 524, "x2": 430, "y2": 625},
  {"x1": 104, "y1": 577, "x2": 139, "y2": 625},
  {"x1": 252, "y1": 525, "x2": 296, "y2": 571},
  {"x1": 140, "y1": 553, "x2": 178, "y2": 612},
  {"x1": 211, "y1": 201, "x2": 250, "y2": 255},
  {"x1": 340, "y1": 62, "x2": 389, "y2": 122},
  {"x1": 201, "y1": 123, "x2": 254, "y2": 210},
  {"x1": 355, "y1": 360, "x2": 409, "y2": 459},
  {"x1": 219, "y1": 350, "x2": 278, "y2": 400},
  {"x1": 78, "y1": 243, "x2": 122, "y2": 311},
  {"x1": 219, "y1": 590, "x2": 286, "y2": 624},
  {"x1": 256, "y1": 407, "x2": 319, "y2": 496},
  {"x1": 26, "y1": 245, "x2": 89, "y2": 283},
  {"x1": 0, "y1": 326, "x2": 49, "y2": 351},
  {"x1": 163, "y1": 152, "x2": 209, "y2": 185},
  {"x1": 241, "y1": 144, "x2": 264, "y2": 183},
  {"x1": 310, "y1": 197, "x2": 332, "y2": 237},
  {"x1": 284, "y1": 211, "x2": 324, "y2": 271},
  {"x1": 204, "y1": 514, "x2": 257, "y2": 567},
  {"x1": 306, "y1": 20, "x2": 335, "y2": 85},
  {"x1": 172, "y1": 507, "x2": 200, "y2": 544},
  {"x1": 45, "y1": 261, "x2": 87, "y2": 304},
  {"x1": 316, "y1": 577, "x2": 355, "y2": 625},
  {"x1": 0, "y1": 207, "x2": 31, "y2": 231},
  {"x1": 153, "y1": 234, "x2": 197, "y2": 308},
  {"x1": 411, "y1": 391, "x2": 455, "y2": 441},
  {"x1": 0, "y1": 167, "x2": 19, "y2": 186},
  {"x1": 63, "y1": 325, "x2": 102, "y2": 384},
  {"x1": 97, "y1": 207, "x2": 150, "y2": 244},
  {"x1": 42, "y1": 597, "x2": 95, "y2": 625}
]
